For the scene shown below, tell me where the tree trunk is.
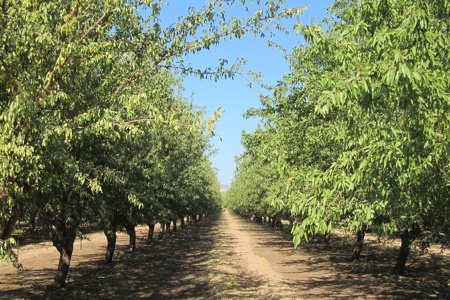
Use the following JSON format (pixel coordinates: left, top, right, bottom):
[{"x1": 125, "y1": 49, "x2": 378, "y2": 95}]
[
  {"x1": 104, "y1": 227, "x2": 117, "y2": 263},
  {"x1": 54, "y1": 244, "x2": 73, "y2": 287},
  {"x1": 172, "y1": 220, "x2": 177, "y2": 232},
  {"x1": 147, "y1": 223, "x2": 155, "y2": 242},
  {"x1": 180, "y1": 217, "x2": 185, "y2": 229},
  {"x1": 0, "y1": 202, "x2": 21, "y2": 241},
  {"x1": 323, "y1": 232, "x2": 331, "y2": 244},
  {"x1": 125, "y1": 224, "x2": 136, "y2": 252},
  {"x1": 158, "y1": 222, "x2": 165, "y2": 240},
  {"x1": 276, "y1": 219, "x2": 283, "y2": 229},
  {"x1": 165, "y1": 222, "x2": 171, "y2": 233},
  {"x1": 53, "y1": 227, "x2": 76, "y2": 287},
  {"x1": 29, "y1": 212, "x2": 37, "y2": 238},
  {"x1": 351, "y1": 225, "x2": 366, "y2": 260},
  {"x1": 394, "y1": 229, "x2": 414, "y2": 275}
]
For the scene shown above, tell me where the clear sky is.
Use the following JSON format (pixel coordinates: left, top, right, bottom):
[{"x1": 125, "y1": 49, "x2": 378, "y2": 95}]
[{"x1": 158, "y1": 1, "x2": 333, "y2": 186}]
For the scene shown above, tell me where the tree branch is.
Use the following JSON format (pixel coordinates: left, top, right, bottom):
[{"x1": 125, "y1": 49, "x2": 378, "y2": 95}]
[
  {"x1": 81, "y1": 10, "x2": 114, "y2": 40},
  {"x1": 39, "y1": 7, "x2": 115, "y2": 101}
]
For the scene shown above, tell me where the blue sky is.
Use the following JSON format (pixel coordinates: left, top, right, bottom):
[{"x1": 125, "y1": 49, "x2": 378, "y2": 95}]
[{"x1": 159, "y1": 1, "x2": 333, "y2": 186}]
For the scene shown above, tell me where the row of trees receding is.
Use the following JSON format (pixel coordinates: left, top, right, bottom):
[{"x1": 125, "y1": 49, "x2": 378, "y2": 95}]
[
  {"x1": 225, "y1": 0, "x2": 449, "y2": 276},
  {"x1": 0, "y1": 0, "x2": 302, "y2": 287}
]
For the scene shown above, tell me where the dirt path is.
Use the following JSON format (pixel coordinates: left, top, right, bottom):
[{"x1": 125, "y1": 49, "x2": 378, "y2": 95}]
[{"x1": 1, "y1": 209, "x2": 449, "y2": 299}]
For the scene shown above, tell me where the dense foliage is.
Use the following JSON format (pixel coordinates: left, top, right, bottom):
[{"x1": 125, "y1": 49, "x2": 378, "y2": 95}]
[
  {"x1": 225, "y1": 0, "x2": 449, "y2": 275},
  {"x1": 0, "y1": 0, "x2": 301, "y2": 287}
]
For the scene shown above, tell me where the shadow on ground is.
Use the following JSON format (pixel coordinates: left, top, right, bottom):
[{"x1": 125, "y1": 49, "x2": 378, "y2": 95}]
[
  {"x1": 230, "y1": 213, "x2": 450, "y2": 299},
  {"x1": 0, "y1": 213, "x2": 267, "y2": 299},
  {"x1": 1, "y1": 211, "x2": 449, "y2": 299}
]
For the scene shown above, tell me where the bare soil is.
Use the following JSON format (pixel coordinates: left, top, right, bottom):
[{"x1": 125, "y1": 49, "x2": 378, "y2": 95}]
[{"x1": 0, "y1": 209, "x2": 449, "y2": 299}]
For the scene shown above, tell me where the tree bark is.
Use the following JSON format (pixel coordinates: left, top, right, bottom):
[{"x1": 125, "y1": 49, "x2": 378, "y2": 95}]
[
  {"x1": 53, "y1": 227, "x2": 76, "y2": 287},
  {"x1": 158, "y1": 222, "x2": 165, "y2": 240},
  {"x1": 180, "y1": 217, "x2": 185, "y2": 229},
  {"x1": 394, "y1": 229, "x2": 414, "y2": 275},
  {"x1": 0, "y1": 202, "x2": 21, "y2": 241},
  {"x1": 165, "y1": 222, "x2": 171, "y2": 233},
  {"x1": 104, "y1": 226, "x2": 117, "y2": 263},
  {"x1": 351, "y1": 225, "x2": 366, "y2": 260},
  {"x1": 270, "y1": 218, "x2": 275, "y2": 228},
  {"x1": 147, "y1": 223, "x2": 155, "y2": 242},
  {"x1": 125, "y1": 224, "x2": 136, "y2": 252},
  {"x1": 29, "y1": 212, "x2": 37, "y2": 238},
  {"x1": 275, "y1": 219, "x2": 283, "y2": 229},
  {"x1": 172, "y1": 220, "x2": 177, "y2": 232}
]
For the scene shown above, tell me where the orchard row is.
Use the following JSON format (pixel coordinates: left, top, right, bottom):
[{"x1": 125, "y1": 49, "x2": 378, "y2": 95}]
[
  {"x1": 0, "y1": 0, "x2": 301, "y2": 287},
  {"x1": 225, "y1": 0, "x2": 449, "y2": 275}
]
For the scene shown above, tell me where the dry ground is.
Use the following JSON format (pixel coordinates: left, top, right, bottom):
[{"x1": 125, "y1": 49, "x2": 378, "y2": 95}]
[{"x1": 0, "y1": 209, "x2": 449, "y2": 299}]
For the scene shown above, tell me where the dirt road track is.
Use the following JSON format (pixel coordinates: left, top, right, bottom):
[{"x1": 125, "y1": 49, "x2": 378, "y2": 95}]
[{"x1": 1, "y1": 209, "x2": 449, "y2": 299}]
